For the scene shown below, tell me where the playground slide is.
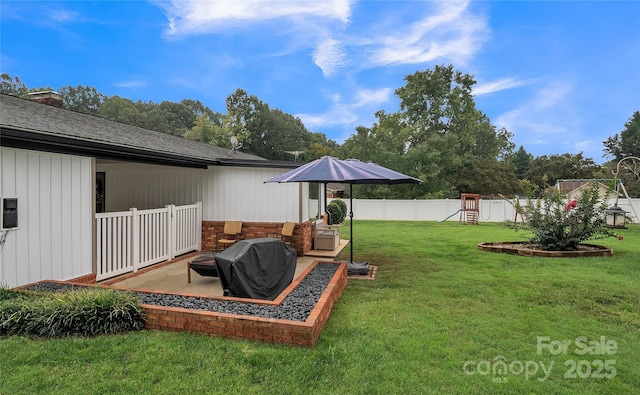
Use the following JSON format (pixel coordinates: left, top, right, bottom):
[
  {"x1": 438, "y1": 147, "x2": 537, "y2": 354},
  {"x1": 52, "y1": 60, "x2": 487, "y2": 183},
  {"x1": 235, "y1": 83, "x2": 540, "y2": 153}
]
[{"x1": 439, "y1": 209, "x2": 462, "y2": 222}]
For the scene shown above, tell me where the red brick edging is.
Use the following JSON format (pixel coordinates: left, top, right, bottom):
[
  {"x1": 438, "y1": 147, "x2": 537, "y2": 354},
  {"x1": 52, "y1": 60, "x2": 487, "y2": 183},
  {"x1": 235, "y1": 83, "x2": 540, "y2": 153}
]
[
  {"x1": 19, "y1": 260, "x2": 348, "y2": 347},
  {"x1": 141, "y1": 260, "x2": 347, "y2": 346},
  {"x1": 68, "y1": 273, "x2": 97, "y2": 284}
]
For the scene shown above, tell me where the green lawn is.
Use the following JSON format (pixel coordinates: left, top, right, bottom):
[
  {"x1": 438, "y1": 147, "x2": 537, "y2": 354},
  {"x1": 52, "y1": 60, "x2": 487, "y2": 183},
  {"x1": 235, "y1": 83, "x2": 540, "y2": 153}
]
[{"x1": 1, "y1": 222, "x2": 639, "y2": 394}]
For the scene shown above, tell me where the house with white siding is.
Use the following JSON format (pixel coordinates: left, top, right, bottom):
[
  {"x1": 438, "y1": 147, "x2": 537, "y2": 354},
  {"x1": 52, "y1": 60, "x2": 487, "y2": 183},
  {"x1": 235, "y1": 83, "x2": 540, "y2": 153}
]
[{"x1": 0, "y1": 92, "x2": 312, "y2": 288}]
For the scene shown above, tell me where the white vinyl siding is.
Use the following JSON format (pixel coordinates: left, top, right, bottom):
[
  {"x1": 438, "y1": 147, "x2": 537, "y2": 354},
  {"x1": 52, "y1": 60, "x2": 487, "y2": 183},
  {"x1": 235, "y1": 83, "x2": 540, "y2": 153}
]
[
  {"x1": 204, "y1": 166, "x2": 308, "y2": 222},
  {"x1": 0, "y1": 147, "x2": 92, "y2": 288}
]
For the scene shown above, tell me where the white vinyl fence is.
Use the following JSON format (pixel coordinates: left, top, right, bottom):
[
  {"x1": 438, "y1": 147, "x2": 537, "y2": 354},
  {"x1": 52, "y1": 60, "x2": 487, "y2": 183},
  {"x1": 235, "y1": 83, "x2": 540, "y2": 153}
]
[
  {"x1": 96, "y1": 202, "x2": 202, "y2": 281},
  {"x1": 310, "y1": 198, "x2": 640, "y2": 223}
]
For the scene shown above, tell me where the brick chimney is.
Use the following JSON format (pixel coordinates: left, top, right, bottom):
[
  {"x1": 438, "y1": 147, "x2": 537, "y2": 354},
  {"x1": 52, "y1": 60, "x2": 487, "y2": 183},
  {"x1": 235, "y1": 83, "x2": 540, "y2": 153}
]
[{"x1": 28, "y1": 91, "x2": 63, "y2": 108}]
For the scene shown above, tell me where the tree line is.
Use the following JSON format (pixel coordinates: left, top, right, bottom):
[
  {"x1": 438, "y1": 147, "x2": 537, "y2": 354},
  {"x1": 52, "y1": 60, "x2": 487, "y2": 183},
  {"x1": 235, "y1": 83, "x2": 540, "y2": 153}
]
[{"x1": 2, "y1": 69, "x2": 638, "y2": 198}]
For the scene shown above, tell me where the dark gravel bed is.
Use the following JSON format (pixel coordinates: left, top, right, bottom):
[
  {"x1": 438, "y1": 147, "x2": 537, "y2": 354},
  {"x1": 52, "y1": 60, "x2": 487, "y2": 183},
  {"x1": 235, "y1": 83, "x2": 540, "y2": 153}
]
[{"x1": 24, "y1": 262, "x2": 339, "y2": 322}]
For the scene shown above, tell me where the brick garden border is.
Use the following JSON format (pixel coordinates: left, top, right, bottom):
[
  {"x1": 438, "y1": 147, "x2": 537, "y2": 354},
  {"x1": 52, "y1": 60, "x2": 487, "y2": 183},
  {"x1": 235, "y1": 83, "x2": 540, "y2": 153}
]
[
  {"x1": 478, "y1": 242, "x2": 613, "y2": 257},
  {"x1": 140, "y1": 260, "x2": 347, "y2": 346},
  {"x1": 19, "y1": 260, "x2": 348, "y2": 347}
]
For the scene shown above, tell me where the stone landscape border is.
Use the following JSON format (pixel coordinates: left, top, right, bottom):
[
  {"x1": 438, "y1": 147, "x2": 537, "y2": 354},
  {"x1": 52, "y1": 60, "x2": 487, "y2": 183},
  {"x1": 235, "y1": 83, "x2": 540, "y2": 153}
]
[
  {"x1": 478, "y1": 242, "x2": 613, "y2": 257},
  {"x1": 18, "y1": 260, "x2": 348, "y2": 347}
]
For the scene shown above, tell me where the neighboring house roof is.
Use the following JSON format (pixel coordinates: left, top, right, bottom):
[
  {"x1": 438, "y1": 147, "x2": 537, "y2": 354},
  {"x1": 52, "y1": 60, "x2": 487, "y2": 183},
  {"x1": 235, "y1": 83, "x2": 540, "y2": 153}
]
[
  {"x1": 0, "y1": 93, "x2": 296, "y2": 169},
  {"x1": 562, "y1": 180, "x2": 618, "y2": 200},
  {"x1": 555, "y1": 179, "x2": 614, "y2": 195}
]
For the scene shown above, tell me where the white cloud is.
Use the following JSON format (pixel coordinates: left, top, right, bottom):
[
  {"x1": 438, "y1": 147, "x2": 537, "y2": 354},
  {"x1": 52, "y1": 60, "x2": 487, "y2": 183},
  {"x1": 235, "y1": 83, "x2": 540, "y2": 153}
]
[
  {"x1": 313, "y1": 39, "x2": 347, "y2": 77},
  {"x1": 494, "y1": 81, "x2": 574, "y2": 137},
  {"x1": 491, "y1": 79, "x2": 607, "y2": 158},
  {"x1": 113, "y1": 80, "x2": 147, "y2": 88},
  {"x1": 296, "y1": 87, "x2": 393, "y2": 141},
  {"x1": 148, "y1": 0, "x2": 492, "y2": 140},
  {"x1": 352, "y1": 88, "x2": 393, "y2": 108},
  {"x1": 154, "y1": 0, "x2": 488, "y2": 76},
  {"x1": 574, "y1": 140, "x2": 594, "y2": 153},
  {"x1": 534, "y1": 83, "x2": 573, "y2": 111},
  {"x1": 49, "y1": 10, "x2": 78, "y2": 23},
  {"x1": 156, "y1": 0, "x2": 352, "y2": 36},
  {"x1": 530, "y1": 139, "x2": 551, "y2": 145},
  {"x1": 365, "y1": 0, "x2": 489, "y2": 67},
  {"x1": 297, "y1": 93, "x2": 357, "y2": 129},
  {"x1": 473, "y1": 78, "x2": 529, "y2": 96}
]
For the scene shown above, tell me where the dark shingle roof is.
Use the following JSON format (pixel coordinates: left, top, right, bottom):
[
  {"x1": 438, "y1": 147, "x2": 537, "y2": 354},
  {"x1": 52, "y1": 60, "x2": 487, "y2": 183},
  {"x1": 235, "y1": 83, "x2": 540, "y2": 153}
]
[{"x1": 0, "y1": 93, "x2": 278, "y2": 168}]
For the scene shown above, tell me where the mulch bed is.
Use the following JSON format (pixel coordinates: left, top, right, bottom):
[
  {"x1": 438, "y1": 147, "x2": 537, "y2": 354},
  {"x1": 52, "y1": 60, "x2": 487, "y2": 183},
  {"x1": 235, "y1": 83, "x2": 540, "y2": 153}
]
[{"x1": 478, "y1": 242, "x2": 613, "y2": 257}]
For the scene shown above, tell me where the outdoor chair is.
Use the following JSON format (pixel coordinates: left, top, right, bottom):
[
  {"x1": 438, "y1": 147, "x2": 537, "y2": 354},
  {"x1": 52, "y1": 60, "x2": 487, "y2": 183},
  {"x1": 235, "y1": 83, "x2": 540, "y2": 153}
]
[
  {"x1": 314, "y1": 219, "x2": 340, "y2": 251},
  {"x1": 266, "y1": 221, "x2": 296, "y2": 245},
  {"x1": 216, "y1": 221, "x2": 243, "y2": 251}
]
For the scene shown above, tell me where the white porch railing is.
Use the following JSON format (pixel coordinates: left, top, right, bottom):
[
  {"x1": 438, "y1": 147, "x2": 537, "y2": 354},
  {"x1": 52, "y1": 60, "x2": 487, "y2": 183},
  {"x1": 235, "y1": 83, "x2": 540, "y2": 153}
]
[{"x1": 96, "y1": 202, "x2": 202, "y2": 281}]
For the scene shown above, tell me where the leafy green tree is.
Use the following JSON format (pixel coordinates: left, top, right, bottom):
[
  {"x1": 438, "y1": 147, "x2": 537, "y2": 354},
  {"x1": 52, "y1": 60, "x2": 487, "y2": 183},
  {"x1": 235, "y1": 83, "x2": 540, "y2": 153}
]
[
  {"x1": 524, "y1": 153, "x2": 600, "y2": 191},
  {"x1": 247, "y1": 108, "x2": 312, "y2": 160},
  {"x1": 98, "y1": 96, "x2": 144, "y2": 127},
  {"x1": 306, "y1": 132, "x2": 339, "y2": 160},
  {"x1": 339, "y1": 125, "x2": 376, "y2": 161},
  {"x1": 338, "y1": 116, "x2": 407, "y2": 165},
  {"x1": 180, "y1": 99, "x2": 219, "y2": 120},
  {"x1": 0, "y1": 74, "x2": 28, "y2": 97},
  {"x1": 58, "y1": 85, "x2": 105, "y2": 115},
  {"x1": 508, "y1": 145, "x2": 534, "y2": 180},
  {"x1": 341, "y1": 64, "x2": 518, "y2": 198},
  {"x1": 395, "y1": 65, "x2": 478, "y2": 146},
  {"x1": 221, "y1": 89, "x2": 320, "y2": 159},
  {"x1": 183, "y1": 113, "x2": 225, "y2": 145},
  {"x1": 6, "y1": 76, "x2": 331, "y2": 160},
  {"x1": 603, "y1": 111, "x2": 640, "y2": 160},
  {"x1": 145, "y1": 100, "x2": 197, "y2": 136},
  {"x1": 398, "y1": 65, "x2": 517, "y2": 196},
  {"x1": 222, "y1": 89, "x2": 263, "y2": 148},
  {"x1": 456, "y1": 158, "x2": 521, "y2": 196},
  {"x1": 602, "y1": 112, "x2": 640, "y2": 197}
]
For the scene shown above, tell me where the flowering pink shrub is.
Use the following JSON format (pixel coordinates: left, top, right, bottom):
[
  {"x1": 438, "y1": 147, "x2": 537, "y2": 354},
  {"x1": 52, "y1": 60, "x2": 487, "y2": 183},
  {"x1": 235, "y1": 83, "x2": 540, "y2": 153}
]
[{"x1": 506, "y1": 183, "x2": 620, "y2": 251}]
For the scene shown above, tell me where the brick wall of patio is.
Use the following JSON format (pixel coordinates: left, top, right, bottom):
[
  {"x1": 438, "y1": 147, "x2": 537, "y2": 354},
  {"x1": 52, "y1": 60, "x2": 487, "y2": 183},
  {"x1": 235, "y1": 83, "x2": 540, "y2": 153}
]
[
  {"x1": 69, "y1": 273, "x2": 97, "y2": 284},
  {"x1": 201, "y1": 220, "x2": 314, "y2": 256},
  {"x1": 141, "y1": 260, "x2": 347, "y2": 346},
  {"x1": 18, "y1": 261, "x2": 348, "y2": 347}
]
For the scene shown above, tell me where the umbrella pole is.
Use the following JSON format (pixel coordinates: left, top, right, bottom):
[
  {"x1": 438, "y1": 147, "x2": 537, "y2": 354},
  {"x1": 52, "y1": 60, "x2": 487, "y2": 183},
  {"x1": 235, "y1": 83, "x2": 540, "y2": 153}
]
[
  {"x1": 347, "y1": 185, "x2": 368, "y2": 275},
  {"x1": 350, "y1": 184, "x2": 353, "y2": 264},
  {"x1": 324, "y1": 183, "x2": 328, "y2": 215}
]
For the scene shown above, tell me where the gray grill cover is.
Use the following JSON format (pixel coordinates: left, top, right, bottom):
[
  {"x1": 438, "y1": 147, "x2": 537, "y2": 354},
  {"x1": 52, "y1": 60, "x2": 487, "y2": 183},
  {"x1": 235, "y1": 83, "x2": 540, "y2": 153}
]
[{"x1": 214, "y1": 238, "x2": 297, "y2": 300}]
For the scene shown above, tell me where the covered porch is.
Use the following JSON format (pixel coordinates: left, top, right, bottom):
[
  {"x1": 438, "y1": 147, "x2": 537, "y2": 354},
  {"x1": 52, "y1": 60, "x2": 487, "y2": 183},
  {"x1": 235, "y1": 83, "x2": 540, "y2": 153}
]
[
  {"x1": 94, "y1": 158, "x2": 313, "y2": 281},
  {"x1": 101, "y1": 239, "x2": 350, "y2": 297}
]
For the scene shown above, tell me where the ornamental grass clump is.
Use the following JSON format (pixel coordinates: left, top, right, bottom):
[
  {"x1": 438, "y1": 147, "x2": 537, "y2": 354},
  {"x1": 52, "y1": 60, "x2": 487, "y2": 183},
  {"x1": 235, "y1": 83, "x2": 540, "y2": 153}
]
[
  {"x1": 0, "y1": 287, "x2": 145, "y2": 338},
  {"x1": 506, "y1": 183, "x2": 617, "y2": 251}
]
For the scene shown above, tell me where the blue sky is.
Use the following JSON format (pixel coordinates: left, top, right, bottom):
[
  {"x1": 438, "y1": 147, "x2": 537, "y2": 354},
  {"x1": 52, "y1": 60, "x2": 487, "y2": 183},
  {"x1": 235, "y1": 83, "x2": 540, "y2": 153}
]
[{"x1": 2, "y1": 1, "x2": 639, "y2": 163}]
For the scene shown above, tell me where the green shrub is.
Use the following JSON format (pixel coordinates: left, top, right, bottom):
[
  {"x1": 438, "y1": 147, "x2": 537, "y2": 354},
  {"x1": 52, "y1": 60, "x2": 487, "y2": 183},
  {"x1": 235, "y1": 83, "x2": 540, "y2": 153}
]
[
  {"x1": 0, "y1": 287, "x2": 145, "y2": 337},
  {"x1": 506, "y1": 183, "x2": 617, "y2": 251},
  {"x1": 326, "y1": 200, "x2": 345, "y2": 225},
  {"x1": 333, "y1": 199, "x2": 348, "y2": 220}
]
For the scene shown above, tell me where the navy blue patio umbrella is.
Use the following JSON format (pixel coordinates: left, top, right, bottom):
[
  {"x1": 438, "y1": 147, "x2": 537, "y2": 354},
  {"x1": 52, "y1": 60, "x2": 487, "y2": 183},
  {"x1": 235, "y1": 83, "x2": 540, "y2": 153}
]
[{"x1": 266, "y1": 156, "x2": 422, "y2": 269}]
